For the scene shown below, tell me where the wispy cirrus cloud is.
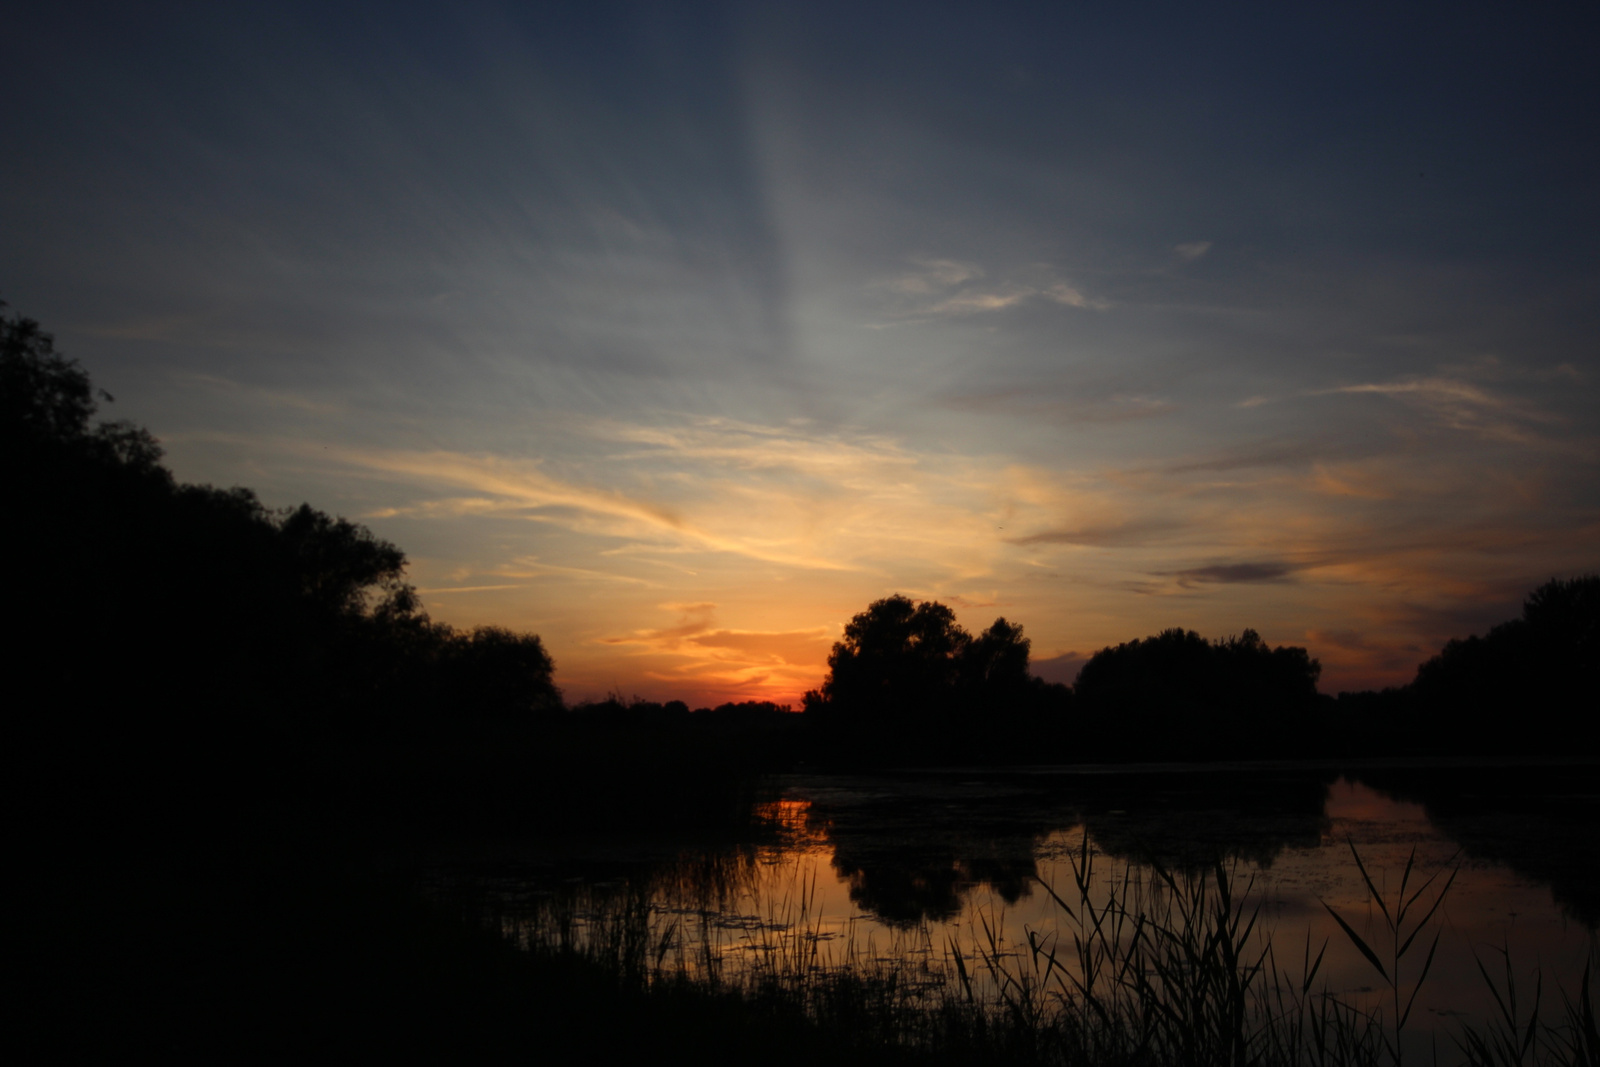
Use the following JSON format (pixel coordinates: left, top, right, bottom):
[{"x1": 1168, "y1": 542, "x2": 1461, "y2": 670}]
[
  {"x1": 598, "y1": 602, "x2": 834, "y2": 698},
  {"x1": 946, "y1": 389, "x2": 1175, "y2": 424},
  {"x1": 927, "y1": 286, "x2": 1035, "y2": 314},
  {"x1": 172, "y1": 371, "x2": 346, "y2": 416},
  {"x1": 1043, "y1": 282, "x2": 1110, "y2": 310},
  {"x1": 1321, "y1": 375, "x2": 1563, "y2": 445},
  {"x1": 877, "y1": 258, "x2": 1107, "y2": 317},
  {"x1": 1005, "y1": 518, "x2": 1179, "y2": 548},
  {"x1": 1162, "y1": 560, "x2": 1303, "y2": 586},
  {"x1": 305, "y1": 442, "x2": 860, "y2": 571},
  {"x1": 593, "y1": 415, "x2": 917, "y2": 482},
  {"x1": 492, "y1": 556, "x2": 662, "y2": 587},
  {"x1": 602, "y1": 602, "x2": 720, "y2": 648},
  {"x1": 885, "y1": 258, "x2": 983, "y2": 294}
]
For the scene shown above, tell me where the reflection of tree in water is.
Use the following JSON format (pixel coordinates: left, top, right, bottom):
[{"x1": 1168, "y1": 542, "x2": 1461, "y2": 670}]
[
  {"x1": 1073, "y1": 769, "x2": 1336, "y2": 871},
  {"x1": 1352, "y1": 764, "x2": 1600, "y2": 928},
  {"x1": 793, "y1": 769, "x2": 1339, "y2": 926},
  {"x1": 832, "y1": 832, "x2": 1041, "y2": 927},
  {"x1": 784, "y1": 781, "x2": 1049, "y2": 927},
  {"x1": 649, "y1": 846, "x2": 768, "y2": 914}
]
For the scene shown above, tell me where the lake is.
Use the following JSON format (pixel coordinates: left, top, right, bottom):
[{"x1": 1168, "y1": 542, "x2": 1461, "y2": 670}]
[{"x1": 423, "y1": 759, "x2": 1598, "y2": 1061}]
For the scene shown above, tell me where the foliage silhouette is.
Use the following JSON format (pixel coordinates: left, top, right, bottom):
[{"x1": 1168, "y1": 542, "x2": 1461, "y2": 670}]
[
  {"x1": 11, "y1": 297, "x2": 1598, "y2": 1059},
  {"x1": 800, "y1": 765, "x2": 1335, "y2": 926},
  {"x1": 1071, "y1": 627, "x2": 1323, "y2": 760},
  {"x1": 1327, "y1": 575, "x2": 1599, "y2": 759},
  {"x1": 1350, "y1": 763, "x2": 1600, "y2": 928},
  {"x1": 810, "y1": 595, "x2": 970, "y2": 721},
  {"x1": 3, "y1": 302, "x2": 563, "y2": 758},
  {"x1": 802, "y1": 594, "x2": 1069, "y2": 762},
  {"x1": 3, "y1": 300, "x2": 669, "y2": 1058},
  {"x1": 1409, "y1": 576, "x2": 1598, "y2": 754}
]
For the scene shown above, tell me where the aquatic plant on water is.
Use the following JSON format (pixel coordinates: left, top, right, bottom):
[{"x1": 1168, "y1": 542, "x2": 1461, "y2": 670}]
[{"x1": 491, "y1": 843, "x2": 1596, "y2": 1067}]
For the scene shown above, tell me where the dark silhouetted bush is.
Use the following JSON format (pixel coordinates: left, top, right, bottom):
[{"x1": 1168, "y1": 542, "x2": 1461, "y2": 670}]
[
  {"x1": 1410, "y1": 575, "x2": 1598, "y2": 754},
  {"x1": 803, "y1": 594, "x2": 1070, "y2": 762},
  {"x1": 1072, "y1": 627, "x2": 1322, "y2": 760},
  {"x1": 3, "y1": 302, "x2": 560, "y2": 831}
]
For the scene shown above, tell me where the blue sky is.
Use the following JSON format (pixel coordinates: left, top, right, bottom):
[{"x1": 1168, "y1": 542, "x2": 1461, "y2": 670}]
[{"x1": 7, "y1": 1, "x2": 1597, "y2": 702}]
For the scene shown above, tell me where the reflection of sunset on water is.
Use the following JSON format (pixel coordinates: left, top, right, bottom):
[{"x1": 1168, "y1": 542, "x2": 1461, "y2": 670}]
[
  {"x1": 1323, "y1": 777, "x2": 1430, "y2": 827},
  {"x1": 478, "y1": 773, "x2": 1595, "y2": 1054},
  {"x1": 11, "y1": 5, "x2": 1599, "y2": 1058},
  {"x1": 753, "y1": 797, "x2": 832, "y2": 853}
]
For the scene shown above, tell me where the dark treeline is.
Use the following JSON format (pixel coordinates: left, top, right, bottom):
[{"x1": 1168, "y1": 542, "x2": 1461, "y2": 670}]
[
  {"x1": 5, "y1": 304, "x2": 790, "y2": 1060},
  {"x1": 802, "y1": 596, "x2": 1062, "y2": 762},
  {"x1": 1403, "y1": 575, "x2": 1597, "y2": 752},
  {"x1": 6, "y1": 304, "x2": 570, "y2": 832},
  {"x1": 6, "y1": 303, "x2": 793, "y2": 844},
  {"x1": 9, "y1": 297, "x2": 1598, "y2": 809},
  {"x1": 802, "y1": 579, "x2": 1595, "y2": 764},
  {"x1": 10, "y1": 301, "x2": 1598, "y2": 1059},
  {"x1": 1327, "y1": 576, "x2": 1598, "y2": 757}
]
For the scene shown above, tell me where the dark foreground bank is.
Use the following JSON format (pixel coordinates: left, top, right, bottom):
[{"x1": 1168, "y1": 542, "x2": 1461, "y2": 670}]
[{"x1": 9, "y1": 303, "x2": 1598, "y2": 1063}]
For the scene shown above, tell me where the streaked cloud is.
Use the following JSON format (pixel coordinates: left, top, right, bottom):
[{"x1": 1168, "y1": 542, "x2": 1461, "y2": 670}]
[
  {"x1": 946, "y1": 390, "x2": 1175, "y2": 423},
  {"x1": 602, "y1": 602, "x2": 720, "y2": 648},
  {"x1": 313, "y1": 442, "x2": 864, "y2": 572},
  {"x1": 416, "y1": 583, "x2": 528, "y2": 594},
  {"x1": 877, "y1": 259, "x2": 1106, "y2": 317},
  {"x1": 1323, "y1": 376, "x2": 1563, "y2": 446},
  {"x1": 597, "y1": 602, "x2": 833, "y2": 698},
  {"x1": 9, "y1": 2, "x2": 1597, "y2": 705},
  {"x1": 927, "y1": 287, "x2": 1035, "y2": 314},
  {"x1": 1043, "y1": 282, "x2": 1111, "y2": 310},
  {"x1": 886, "y1": 258, "x2": 983, "y2": 294},
  {"x1": 1005, "y1": 518, "x2": 1179, "y2": 548},
  {"x1": 1163, "y1": 561, "x2": 1302, "y2": 586}
]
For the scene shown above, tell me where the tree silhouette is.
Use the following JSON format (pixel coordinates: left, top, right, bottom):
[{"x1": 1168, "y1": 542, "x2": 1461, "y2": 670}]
[
  {"x1": 440, "y1": 626, "x2": 561, "y2": 719},
  {"x1": 1411, "y1": 575, "x2": 1598, "y2": 754},
  {"x1": 1073, "y1": 627, "x2": 1321, "y2": 759},
  {"x1": 4, "y1": 300, "x2": 564, "y2": 809},
  {"x1": 963, "y1": 617, "x2": 1031, "y2": 690},
  {"x1": 803, "y1": 595, "x2": 1060, "y2": 760},
  {"x1": 2, "y1": 302, "x2": 165, "y2": 474},
  {"x1": 809, "y1": 595, "x2": 969, "y2": 727}
]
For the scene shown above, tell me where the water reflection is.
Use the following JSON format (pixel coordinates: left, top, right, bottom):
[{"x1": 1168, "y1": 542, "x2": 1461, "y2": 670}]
[
  {"x1": 428, "y1": 761, "x2": 1599, "y2": 1049},
  {"x1": 787, "y1": 766, "x2": 1339, "y2": 926},
  {"x1": 1353, "y1": 762, "x2": 1600, "y2": 927}
]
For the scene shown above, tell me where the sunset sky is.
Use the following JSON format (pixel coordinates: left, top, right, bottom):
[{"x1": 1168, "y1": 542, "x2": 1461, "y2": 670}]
[{"x1": 7, "y1": 2, "x2": 1597, "y2": 705}]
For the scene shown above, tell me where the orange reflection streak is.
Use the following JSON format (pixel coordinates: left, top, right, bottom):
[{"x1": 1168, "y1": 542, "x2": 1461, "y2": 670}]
[{"x1": 752, "y1": 798, "x2": 832, "y2": 850}]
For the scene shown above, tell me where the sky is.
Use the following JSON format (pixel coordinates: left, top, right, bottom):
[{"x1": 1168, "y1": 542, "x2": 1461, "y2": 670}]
[{"x1": 6, "y1": 1, "x2": 1598, "y2": 705}]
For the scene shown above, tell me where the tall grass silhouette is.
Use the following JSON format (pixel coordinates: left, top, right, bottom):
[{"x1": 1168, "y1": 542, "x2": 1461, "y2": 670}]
[
  {"x1": 489, "y1": 841, "x2": 1595, "y2": 1067},
  {"x1": 1320, "y1": 841, "x2": 1459, "y2": 1065}
]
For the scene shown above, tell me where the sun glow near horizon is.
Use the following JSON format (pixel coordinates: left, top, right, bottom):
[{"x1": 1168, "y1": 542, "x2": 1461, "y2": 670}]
[
  {"x1": 7, "y1": 3, "x2": 1596, "y2": 708},
  {"x1": 148, "y1": 399, "x2": 1594, "y2": 709}
]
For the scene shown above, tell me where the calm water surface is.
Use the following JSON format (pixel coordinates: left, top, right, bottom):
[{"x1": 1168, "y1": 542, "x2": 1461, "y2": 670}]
[{"x1": 427, "y1": 761, "x2": 1598, "y2": 1052}]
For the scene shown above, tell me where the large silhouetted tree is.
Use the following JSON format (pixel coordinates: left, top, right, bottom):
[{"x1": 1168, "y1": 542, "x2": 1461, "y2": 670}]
[
  {"x1": 803, "y1": 595, "x2": 1062, "y2": 759},
  {"x1": 1073, "y1": 627, "x2": 1321, "y2": 759},
  {"x1": 4, "y1": 302, "x2": 562, "y2": 811},
  {"x1": 1411, "y1": 575, "x2": 1598, "y2": 753},
  {"x1": 810, "y1": 595, "x2": 970, "y2": 725},
  {"x1": 440, "y1": 626, "x2": 561, "y2": 718}
]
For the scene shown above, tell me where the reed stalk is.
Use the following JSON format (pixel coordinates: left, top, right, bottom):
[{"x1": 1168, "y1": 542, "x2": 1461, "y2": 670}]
[{"x1": 491, "y1": 841, "x2": 1591, "y2": 1067}]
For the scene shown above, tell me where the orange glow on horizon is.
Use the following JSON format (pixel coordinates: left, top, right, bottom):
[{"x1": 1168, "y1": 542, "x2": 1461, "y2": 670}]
[{"x1": 163, "y1": 408, "x2": 1586, "y2": 709}]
